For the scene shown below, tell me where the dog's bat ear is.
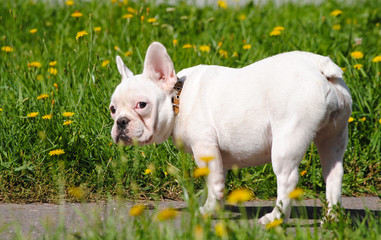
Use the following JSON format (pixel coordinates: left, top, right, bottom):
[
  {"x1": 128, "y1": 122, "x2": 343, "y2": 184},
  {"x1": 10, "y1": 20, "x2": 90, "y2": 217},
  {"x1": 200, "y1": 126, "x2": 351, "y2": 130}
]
[
  {"x1": 116, "y1": 55, "x2": 134, "y2": 81},
  {"x1": 143, "y1": 42, "x2": 177, "y2": 93}
]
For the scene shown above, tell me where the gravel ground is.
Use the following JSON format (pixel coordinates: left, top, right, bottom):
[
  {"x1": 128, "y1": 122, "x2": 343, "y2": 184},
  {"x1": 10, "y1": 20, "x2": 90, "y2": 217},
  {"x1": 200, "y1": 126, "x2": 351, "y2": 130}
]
[{"x1": 0, "y1": 197, "x2": 380, "y2": 239}]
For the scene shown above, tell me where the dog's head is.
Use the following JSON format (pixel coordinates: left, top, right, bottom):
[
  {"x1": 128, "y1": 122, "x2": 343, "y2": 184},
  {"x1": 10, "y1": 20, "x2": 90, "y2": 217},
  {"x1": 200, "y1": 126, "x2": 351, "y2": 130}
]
[{"x1": 110, "y1": 42, "x2": 177, "y2": 145}]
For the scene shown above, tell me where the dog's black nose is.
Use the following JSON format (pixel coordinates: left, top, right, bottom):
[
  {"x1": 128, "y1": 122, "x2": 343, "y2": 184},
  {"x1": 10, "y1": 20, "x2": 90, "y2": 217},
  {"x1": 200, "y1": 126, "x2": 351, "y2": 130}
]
[{"x1": 117, "y1": 117, "x2": 130, "y2": 130}]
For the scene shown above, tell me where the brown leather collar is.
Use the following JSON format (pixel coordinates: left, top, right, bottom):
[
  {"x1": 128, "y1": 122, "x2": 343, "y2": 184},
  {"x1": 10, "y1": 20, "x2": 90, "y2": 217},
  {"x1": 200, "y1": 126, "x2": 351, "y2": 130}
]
[{"x1": 172, "y1": 78, "x2": 183, "y2": 116}]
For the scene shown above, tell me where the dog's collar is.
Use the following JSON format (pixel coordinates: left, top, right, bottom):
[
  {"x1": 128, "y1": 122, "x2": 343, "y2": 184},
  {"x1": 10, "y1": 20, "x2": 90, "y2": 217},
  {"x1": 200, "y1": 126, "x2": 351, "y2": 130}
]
[{"x1": 172, "y1": 77, "x2": 183, "y2": 116}]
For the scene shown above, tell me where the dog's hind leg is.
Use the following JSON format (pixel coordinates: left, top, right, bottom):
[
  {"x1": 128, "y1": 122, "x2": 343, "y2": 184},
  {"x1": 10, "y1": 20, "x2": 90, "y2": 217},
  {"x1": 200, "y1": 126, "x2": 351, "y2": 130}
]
[
  {"x1": 258, "y1": 119, "x2": 315, "y2": 225},
  {"x1": 314, "y1": 122, "x2": 348, "y2": 218}
]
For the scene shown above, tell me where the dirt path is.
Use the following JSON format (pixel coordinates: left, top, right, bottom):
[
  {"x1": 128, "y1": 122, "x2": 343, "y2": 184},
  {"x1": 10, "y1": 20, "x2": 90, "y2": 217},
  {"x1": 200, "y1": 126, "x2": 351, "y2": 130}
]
[{"x1": 1, "y1": 197, "x2": 380, "y2": 239}]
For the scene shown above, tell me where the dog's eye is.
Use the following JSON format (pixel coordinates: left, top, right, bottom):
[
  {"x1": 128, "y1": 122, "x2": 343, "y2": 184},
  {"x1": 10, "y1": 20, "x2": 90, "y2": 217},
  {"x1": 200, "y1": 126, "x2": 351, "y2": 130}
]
[
  {"x1": 136, "y1": 102, "x2": 147, "y2": 109},
  {"x1": 110, "y1": 106, "x2": 116, "y2": 114}
]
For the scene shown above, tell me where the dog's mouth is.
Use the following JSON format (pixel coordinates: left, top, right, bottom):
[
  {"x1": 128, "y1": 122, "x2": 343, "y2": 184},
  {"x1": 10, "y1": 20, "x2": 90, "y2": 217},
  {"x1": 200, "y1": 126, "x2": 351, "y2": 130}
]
[{"x1": 116, "y1": 133, "x2": 131, "y2": 145}]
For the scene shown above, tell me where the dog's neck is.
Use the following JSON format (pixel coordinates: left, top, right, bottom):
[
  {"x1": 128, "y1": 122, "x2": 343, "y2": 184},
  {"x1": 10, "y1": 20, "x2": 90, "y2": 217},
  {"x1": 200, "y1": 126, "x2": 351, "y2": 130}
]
[{"x1": 172, "y1": 77, "x2": 184, "y2": 116}]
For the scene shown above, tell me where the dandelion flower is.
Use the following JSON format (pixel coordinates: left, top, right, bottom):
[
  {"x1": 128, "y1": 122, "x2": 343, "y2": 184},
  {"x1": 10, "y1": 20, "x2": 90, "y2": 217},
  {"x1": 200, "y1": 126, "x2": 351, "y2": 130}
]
[
  {"x1": 93, "y1": 27, "x2": 101, "y2": 32},
  {"x1": 372, "y1": 56, "x2": 381, "y2": 63},
  {"x1": 333, "y1": 24, "x2": 341, "y2": 30},
  {"x1": 199, "y1": 45, "x2": 210, "y2": 53},
  {"x1": 0, "y1": 108, "x2": 3, "y2": 111},
  {"x1": 114, "y1": 46, "x2": 120, "y2": 51},
  {"x1": 127, "y1": 7, "x2": 137, "y2": 14},
  {"x1": 1, "y1": 46, "x2": 14, "y2": 53},
  {"x1": 289, "y1": 188, "x2": 304, "y2": 199},
  {"x1": 28, "y1": 62, "x2": 42, "y2": 68},
  {"x1": 156, "y1": 208, "x2": 178, "y2": 221},
  {"x1": 48, "y1": 68, "x2": 58, "y2": 75},
  {"x1": 226, "y1": 188, "x2": 253, "y2": 204},
  {"x1": 54, "y1": 83, "x2": 58, "y2": 89},
  {"x1": 350, "y1": 51, "x2": 364, "y2": 59},
  {"x1": 37, "y1": 94, "x2": 49, "y2": 100},
  {"x1": 49, "y1": 61, "x2": 57, "y2": 67},
  {"x1": 215, "y1": 222, "x2": 228, "y2": 237},
  {"x1": 193, "y1": 167, "x2": 209, "y2": 178},
  {"x1": 129, "y1": 204, "x2": 145, "y2": 216},
  {"x1": 348, "y1": 117, "x2": 354, "y2": 123},
  {"x1": 200, "y1": 156, "x2": 215, "y2": 163},
  {"x1": 232, "y1": 51, "x2": 239, "y2": 58},
  {"x1": 42, "y1": 114, "x2": 52, "y2": 120},
  {"x1": 217, "y1": 0, "x2": 228, "y2": 9},
  {"x1": 270, "y1": 30, "x2": 282, "y2": 36},
  {"x1": 123, "y1": 13, "x2": 134, "y2": 19},
  {"x1": 379, "y1": 118, "x2": 381, "y2": 124},
  {"x1": 124, "y1": 51, "x2": 132, "y2": 56},
  {"x1": 173, "y1": 39, "x2": 178, "y2": 46},
  {"x1": 101, "y1": 60, "x2": 110, "y2": 67},
  {"x1": 300, "y1": 170, "x2": 307, "y2": 176},
  {"x1": 359, "y1": 117, "x2": 366, "y2": 122},
  {"x1": 273, "y1": 26, "x2": 285, "y2": 31},
  {"x1": 29, "y1": 28, "x2": 37, "y2": 34},
  {"x1": 63, "y1": 120, "x2": 73, "y2": 125},
  {"x1": 27, "y1": 112, "x2": 39, "y2": 118},
  {"x1": 182, "y1": 44, "x2": 193, "y2": 49},
  {"x1": 265, "y1": 218, "x2": 283, "y2": 229},
  {"x1": 144, "y1": 169, "x2": 152, "y2": 175},
  {"x1": 49, "y1": 149, "x2": 65, "y2": 156},
  {"x1": 147, "y1": 18, "x2": 157, "y2": 23},
  {"x1": 330, "y1": 9, "x2": 343, "y2": 17},
  {"x1": 71, "y1": 11, "x2": 83, "y2": 18},
  {"x1": 353, "y1": 64, "x2": 363, "y2": 70},
  {"x1": 62, "y1": 112, "x2": 74, "y2": 117},
  {"x1": 76, "y1": 31, "x2": 88, "y2": 40},
  {"x1": 243, "y1": 44, "x2": 251, "y2": 50},
  {"x1": 65, "y1": 0, "x2": 74, "y2": 6},
  {"x1": 238, "y1": 14, "x2": 246, "y2": 21},
  {"x1": 219, "y1": 49, "x2": 228, "y2": 58}
]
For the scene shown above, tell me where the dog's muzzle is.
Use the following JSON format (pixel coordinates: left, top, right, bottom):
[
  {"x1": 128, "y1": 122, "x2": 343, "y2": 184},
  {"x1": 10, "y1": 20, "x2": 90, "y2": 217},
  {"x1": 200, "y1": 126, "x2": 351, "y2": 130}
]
[
  {"x1": 116, "y1": 117, "x2": 131, "y2": 143},
  {"x1": 117, "y1": 117, "x2": 130, "y2": 130}
]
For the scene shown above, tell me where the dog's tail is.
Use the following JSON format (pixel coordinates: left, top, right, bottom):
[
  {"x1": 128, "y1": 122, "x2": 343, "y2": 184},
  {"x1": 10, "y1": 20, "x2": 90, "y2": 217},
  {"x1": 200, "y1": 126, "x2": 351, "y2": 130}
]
[{"x1": 317, "y1": 55, "x2": 352, "y2": 114}]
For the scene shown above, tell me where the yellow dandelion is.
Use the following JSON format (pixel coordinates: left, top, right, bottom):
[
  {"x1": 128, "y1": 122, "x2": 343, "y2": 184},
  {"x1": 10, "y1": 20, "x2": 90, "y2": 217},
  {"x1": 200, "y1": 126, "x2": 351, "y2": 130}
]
[
  {"x1": 129, "y1": 204, "x2": 145, "y2": 216},
  {"x1": 62, "y1": 112, "x2": 75, "y2": 117},
  {"x1": 49, "y1": 149, "x2": 65, "y2": 156},
  {"x1": 124, "y1": 51, "x2": 132, "y2": 56},
  {"x1": 0, "y1": 108, "x2": 3, "y2": 111},
  {"x1": 194, "y1": 167, "x2": 210, "y2": 178},
  {"x1": 164, "y1": 171, "x2": 168, "y2": 176},
  {"x1": 330, "y1": 9, "x2": 343, "y2": 17},
  {"x1": 217, "y1": 0, "x2": 228, "y2": 9},
  {"x1": 27, "y1": 112, "x2": 39, "y2": 118},
  {"x1": 354, "y1": 64, "x2": 363, "y2": 70},
  {"x1": 37, "y1": 94, "x2": 49, "y2": 100},
  {"x1": 42, "y1": 114, "x2": 52, "y2": 120},
  {"x1": 372, "y1": 56, "x2": 381, "y2": 63},
  {"x1": 1, "y1": 46, "x2": 14, "y2": 53},
  {"x1": 243, "y1": 44, "x2": 251, "y2": 50},
  {"x1": 76, "y1": 31, "x2": 88, "y2": 40},
  {"x1": 63, "y1": 120, "x2": 73, "y2": 125},
  {"x1": 93, "y1": 27, "x2": 101, "y2": 32},
  {"x1": 350, "y1": 51, "x2": 364, "y2": 59},
  {"x1": 215, "y1": 222, "x2": 228, "y2": 237},
  {"x1": 144, "y1": 169, "x2": 152, "y2": 175},
  {"x1": 147, "y1": 18, "x2": 157, "y2": 23},
  {"x1": 123, "y1": 13, "x2": 134, "y2": 19},
  {"x1": 379, "y1": 118, "x2": 381, "y2": 124},
  {"x1": 289, "y1": 188, "x2": 304, "y2": 199},
  {"x1": 199, "y1": 45, "x2": 210, "y2": 53},
  {"x1": 219, "y1": 49, "x2": 228, "y2": 58},
  {"x1": 273, "y1": 26, "x2": 285, "y2": 31},
  {"x1": 48, "y1": 68, "x2": 58, "y2": 75},
  {"x1": 156, "y1": 208, "x2": 178, "y2": 221},
  {"x1": 65, "y1": 0, "x2": 74, "y2": 6},
  {"x1": 28, "y1": 62, "x2": 42, "y2": 68},
  {"x1": 114, "y1": 46, "x2": 120, "y2": 51},
  {"x1": 49, "y1": 61, "x2": 57, "y2": 67},
  {"x1": 54, "y1": 83, "x2": 58, "y2": 89},
  {"x1": 333, "y1": 24, "x2": 341, "y2": 30},
  {"x1": 300, "y1": 170, "x2": 307, "y2": 176},
  {"x1": 359, "y1": 117, "x2": 366, "y2": 122},
  {"x1": 232, "y1": 51, "x2": 239, "y2": 57},
  {"x1": 173, "y1": 39, "x2": 178, "y2": 46},
  {"x1": 200, "y1": 156, "x2": 215, "y2": 163},
  {"x1": 226, "y1": 188, "x2": 253, "y2": 204},
  {"x1": 341, "y1": 67, "x2": 347, "y2": 72},
  {"x1": 71, "y1": 11, "x2": 83, "y2": 18},
  {"x1": 265, "y1": 218, "x2": 283, "y2": 229},
  {"x1": 182, "y1": 44, "x2": 193, "y2": 49},
  {"x1": 348, "y1": 117, "x2": 354, "y2": 123},
  {"x1": 101, "y1": 60, "x2": 110, "y2": 67},
  {"x1": 270, "y1": 29, "x2": 282, "y2": 36},
  {"x1": 140, "y1": 16, "x2": 145, "y2": 21},
  {"x1": 238, "y1": 14, "x2": 247, "y2": 21},
  {"x1": 127, "y1": 7, "x2": 137, "y2": 14},
  {"x1": 29, "y1": 28, "x2": 37, "y2": 34}
]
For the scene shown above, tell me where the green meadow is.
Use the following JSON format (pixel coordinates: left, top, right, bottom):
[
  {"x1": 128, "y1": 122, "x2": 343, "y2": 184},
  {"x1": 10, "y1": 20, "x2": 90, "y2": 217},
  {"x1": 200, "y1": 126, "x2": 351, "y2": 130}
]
[{"x1": 0, "y1": 0, "x2": 380, "y2": 238}]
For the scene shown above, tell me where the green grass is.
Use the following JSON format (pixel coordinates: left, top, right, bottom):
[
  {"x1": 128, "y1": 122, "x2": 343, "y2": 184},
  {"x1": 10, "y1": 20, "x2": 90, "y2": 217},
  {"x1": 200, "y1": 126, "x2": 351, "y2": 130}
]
[{"x1": 0, "y1": 0, "x2": 380, "y2": 214}]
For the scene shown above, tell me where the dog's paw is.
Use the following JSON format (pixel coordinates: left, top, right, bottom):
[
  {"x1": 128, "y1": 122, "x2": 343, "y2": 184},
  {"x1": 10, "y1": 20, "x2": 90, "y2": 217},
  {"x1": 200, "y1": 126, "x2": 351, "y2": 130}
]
[{"x1": 257, "y1": 212, "x2": 282, "y2": 225}]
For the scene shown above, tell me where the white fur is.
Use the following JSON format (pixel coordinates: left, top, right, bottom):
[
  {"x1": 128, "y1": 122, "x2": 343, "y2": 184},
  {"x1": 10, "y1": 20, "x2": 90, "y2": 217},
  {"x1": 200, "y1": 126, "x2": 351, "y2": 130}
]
[{"x1": 110, "y1": 42, "x2": 352, "y2": 224}]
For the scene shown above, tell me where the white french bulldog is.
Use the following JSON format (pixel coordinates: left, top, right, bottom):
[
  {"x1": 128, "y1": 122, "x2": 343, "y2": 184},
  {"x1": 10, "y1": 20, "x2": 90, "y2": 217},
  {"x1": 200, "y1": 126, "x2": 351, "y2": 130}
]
[{"x1": 110, "y1": 42, "x2": 352, "y2": 224}]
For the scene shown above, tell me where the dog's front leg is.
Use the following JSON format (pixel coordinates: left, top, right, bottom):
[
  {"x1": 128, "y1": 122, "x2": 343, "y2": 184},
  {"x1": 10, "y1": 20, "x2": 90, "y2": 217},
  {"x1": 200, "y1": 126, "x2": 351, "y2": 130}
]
[{"x1": 192, "y1": 143, "x2": 226, "y2": 214}]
